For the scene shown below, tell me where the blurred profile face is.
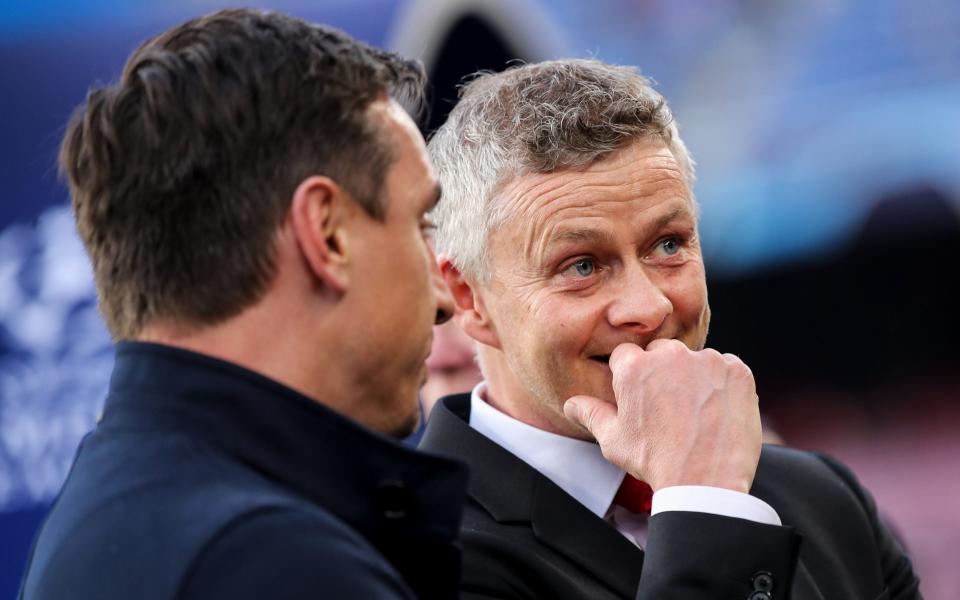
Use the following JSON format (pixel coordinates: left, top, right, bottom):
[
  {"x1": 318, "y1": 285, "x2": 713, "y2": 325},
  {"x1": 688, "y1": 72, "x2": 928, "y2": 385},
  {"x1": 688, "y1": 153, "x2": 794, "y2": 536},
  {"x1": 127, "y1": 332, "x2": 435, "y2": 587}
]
[
  {"x1": 422, "y1": 320, "x2": 482, "y2": 415},
  {"x1": 473, "y1": 137, "x2": 710, "y2": 438},
  {"x1": 348, "y1": 100, "x2": 451, "y2": 437}
]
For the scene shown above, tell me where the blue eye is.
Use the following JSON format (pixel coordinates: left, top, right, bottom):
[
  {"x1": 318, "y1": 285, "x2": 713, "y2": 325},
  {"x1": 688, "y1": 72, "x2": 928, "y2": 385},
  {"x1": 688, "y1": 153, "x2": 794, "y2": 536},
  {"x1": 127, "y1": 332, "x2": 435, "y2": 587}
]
[
  {"x1": 661, "y1": 238, "x2": 680, "y2": 256},
  {"x1": 570, "y1": 258, "x2": 595, "y2": 277}
]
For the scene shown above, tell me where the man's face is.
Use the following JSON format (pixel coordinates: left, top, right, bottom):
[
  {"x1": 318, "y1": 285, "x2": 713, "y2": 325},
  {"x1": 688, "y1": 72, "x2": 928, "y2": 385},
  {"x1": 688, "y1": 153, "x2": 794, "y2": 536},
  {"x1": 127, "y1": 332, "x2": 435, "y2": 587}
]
[
  {"x1": 348, "y1": 100, "x2": 449, "y2": 437},
  {"x1": 474, "y1": 137, "x2": 710, "y2": 439},
  {"x1": 421, "y1": 320, "x2": 483, "y2": 415}
]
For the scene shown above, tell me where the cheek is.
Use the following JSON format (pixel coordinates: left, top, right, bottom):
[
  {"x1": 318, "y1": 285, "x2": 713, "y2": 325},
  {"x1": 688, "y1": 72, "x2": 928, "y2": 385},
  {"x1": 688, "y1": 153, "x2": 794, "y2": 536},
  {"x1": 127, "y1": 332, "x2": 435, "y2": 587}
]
[
  {"x1": 530, "y1": 294, "x2": 602, "y2": 356},
  {"x1": 666, "y1": 265, "x2": 709, "y2": 323}
]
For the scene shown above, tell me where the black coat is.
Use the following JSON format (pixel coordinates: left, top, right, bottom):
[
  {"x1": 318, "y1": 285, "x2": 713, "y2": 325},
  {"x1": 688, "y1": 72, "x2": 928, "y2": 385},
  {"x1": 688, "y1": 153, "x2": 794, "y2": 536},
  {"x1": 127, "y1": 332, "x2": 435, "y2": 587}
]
[
  {"x1": 420, "y1": 394, "x2": 921, "y2": 600},
  {"x1": 20, "y1": 342, "x2": 468, "y2": 600}
]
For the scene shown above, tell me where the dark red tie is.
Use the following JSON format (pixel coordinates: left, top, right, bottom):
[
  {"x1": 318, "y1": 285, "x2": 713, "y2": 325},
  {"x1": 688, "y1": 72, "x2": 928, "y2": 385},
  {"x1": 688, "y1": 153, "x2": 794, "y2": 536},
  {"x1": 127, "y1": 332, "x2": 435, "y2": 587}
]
[{"x1": 614, "y1": 475, "x2": 654, "y2": 514}]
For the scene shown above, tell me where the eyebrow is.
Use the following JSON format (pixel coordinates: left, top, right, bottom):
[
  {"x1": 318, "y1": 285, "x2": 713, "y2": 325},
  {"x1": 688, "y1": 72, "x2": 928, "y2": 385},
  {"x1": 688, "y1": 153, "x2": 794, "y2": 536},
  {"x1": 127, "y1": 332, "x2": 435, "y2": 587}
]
[
  {"x1": 548, "y1": 228, "x2": 617, "y2": 246},
  {"x1": 546, "y1": 204, "x2": 694, "y2": 247},
  {"x1": 647, "y1": 205, "x2": 694, "y2": 235}
]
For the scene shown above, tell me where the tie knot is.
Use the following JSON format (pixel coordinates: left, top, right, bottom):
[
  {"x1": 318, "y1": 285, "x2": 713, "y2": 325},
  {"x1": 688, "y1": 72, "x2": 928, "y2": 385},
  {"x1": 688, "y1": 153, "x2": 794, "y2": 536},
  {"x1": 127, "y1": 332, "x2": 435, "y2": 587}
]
[{"x1": 614, "y1": 475, "x2": 653, "y2": 514}]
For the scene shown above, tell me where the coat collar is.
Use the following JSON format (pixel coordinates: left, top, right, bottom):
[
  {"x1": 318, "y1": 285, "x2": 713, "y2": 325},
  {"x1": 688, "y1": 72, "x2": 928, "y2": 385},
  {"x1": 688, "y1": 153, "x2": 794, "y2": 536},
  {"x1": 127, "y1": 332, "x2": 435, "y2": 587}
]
[
  {"x1": 421, "y1": 394, "x2": 644, "y2": 598},
  {"x1": 103, "y1": 341, "x2": 469, "y2": 593}
]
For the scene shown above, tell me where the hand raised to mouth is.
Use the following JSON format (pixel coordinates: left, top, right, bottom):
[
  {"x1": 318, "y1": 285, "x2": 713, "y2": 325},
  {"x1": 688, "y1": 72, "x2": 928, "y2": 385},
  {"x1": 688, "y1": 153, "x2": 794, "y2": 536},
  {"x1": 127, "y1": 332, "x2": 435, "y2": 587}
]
[{"x1": 564, "y1": 339, "x2": 762, "y2": 494}]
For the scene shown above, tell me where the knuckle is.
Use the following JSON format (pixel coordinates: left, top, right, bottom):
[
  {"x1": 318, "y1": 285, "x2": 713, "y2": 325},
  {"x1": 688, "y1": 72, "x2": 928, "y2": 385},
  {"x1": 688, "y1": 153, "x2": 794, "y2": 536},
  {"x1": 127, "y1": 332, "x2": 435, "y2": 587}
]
[
  {"x1": 721, "y1": 351, "x2": 742, "y2": 365},
  {"x1": 665, "y1": 338, "x2": 686, "y2": 352},
  {"x1": 722, "y1": 353, "x2": 753, "y2": 376},
  {"x1": 701, "y1": 348, "x2": 724, "y2": 363},
  {"x1": 645, "y1": 338, "x2": 670, "y2": 351},
  {"x1": 651, "y1": 338, "x2": 686, "y2": 357},
  {"x1": 611, "y1": 343, "x2": 642, "y2": 369}
]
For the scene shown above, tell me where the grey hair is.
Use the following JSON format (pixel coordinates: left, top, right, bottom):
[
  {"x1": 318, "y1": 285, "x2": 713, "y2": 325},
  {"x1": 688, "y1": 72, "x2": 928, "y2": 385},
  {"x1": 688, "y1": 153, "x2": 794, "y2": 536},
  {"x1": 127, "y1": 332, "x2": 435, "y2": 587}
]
[{"x1": 428, "y1": 59, "x2": 695, "y2": 283}]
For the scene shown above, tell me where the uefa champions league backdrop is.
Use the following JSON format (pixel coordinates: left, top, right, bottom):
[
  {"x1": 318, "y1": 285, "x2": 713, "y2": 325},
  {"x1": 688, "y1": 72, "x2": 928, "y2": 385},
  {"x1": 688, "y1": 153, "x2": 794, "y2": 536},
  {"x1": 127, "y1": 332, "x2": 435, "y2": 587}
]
[{"x1": 2, "y1": 0, "x2": 959, "y2": 597}]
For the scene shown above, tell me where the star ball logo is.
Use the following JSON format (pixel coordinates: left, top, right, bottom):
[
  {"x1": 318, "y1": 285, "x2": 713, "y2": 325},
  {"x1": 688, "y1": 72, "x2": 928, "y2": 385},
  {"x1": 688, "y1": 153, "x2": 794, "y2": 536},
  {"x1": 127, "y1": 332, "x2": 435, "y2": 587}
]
[{"x1": 0, "y1": 205, "x2": 112, "y2": 510}]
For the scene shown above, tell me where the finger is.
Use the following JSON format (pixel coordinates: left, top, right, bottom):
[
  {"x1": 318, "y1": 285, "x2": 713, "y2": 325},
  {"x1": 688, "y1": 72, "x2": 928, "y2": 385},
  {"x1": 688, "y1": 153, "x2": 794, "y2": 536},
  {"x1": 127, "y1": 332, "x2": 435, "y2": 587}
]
[
  {"x1": 563, "y1": 395, "x2": 618, "y2": 442},
  {"x1": 608, "y1": 342, "x2": 643, "y2": 374},
  {"x1": 644, "y1": 337, "x2": 678, "y2": 352},
  {"x1": 721, "y1": 352, "x2": 742, "y2": 364},
  {"x1": 721, "y1": 352, "x2": 755, "y2": 384}
]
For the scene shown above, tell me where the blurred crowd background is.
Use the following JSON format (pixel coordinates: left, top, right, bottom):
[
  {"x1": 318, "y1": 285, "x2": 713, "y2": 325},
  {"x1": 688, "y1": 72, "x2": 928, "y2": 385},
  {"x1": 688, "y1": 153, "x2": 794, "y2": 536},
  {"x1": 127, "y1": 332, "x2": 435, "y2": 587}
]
[{"x1": 1, "y1": 1, "x2": 958, "y2": 597}]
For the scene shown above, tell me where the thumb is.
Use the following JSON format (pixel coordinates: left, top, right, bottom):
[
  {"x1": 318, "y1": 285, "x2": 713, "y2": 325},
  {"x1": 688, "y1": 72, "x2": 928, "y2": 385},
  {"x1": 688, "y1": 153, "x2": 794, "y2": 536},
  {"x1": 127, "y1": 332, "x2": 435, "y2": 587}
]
[{"x1": 564, "y1": 395, "x2": 617, "y2": 442}]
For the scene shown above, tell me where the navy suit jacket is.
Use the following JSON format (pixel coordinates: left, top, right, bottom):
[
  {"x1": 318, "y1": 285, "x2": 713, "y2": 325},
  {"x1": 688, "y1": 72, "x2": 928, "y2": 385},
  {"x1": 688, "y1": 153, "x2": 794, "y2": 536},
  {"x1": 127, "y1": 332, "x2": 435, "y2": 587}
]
[
  {"x1": 20, "y1": 343, "x2": 468, "y2": 599},
  {"x1": 420, "y1": 394, "x2": 922, "y2": 600}
]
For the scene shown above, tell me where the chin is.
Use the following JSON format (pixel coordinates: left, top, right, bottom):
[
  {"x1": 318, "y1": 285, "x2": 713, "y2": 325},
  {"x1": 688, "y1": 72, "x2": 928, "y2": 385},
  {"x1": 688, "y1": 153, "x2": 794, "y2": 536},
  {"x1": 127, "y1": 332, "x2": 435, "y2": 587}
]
[
  {"x1": 578, "y1": 362, "x2": 615, "y2": 401},
  {"x1": 386, "y1": 408, "x2": 421, "y2": 440},
  {"x1": 377, "y1": 382, "x2": 423, "y2": 440}
]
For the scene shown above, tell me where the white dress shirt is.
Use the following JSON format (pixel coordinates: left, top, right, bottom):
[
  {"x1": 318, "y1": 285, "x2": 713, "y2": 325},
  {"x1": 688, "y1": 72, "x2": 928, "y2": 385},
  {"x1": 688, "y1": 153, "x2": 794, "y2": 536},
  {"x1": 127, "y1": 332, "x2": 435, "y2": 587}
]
[{"x1": 468, "y1": 383, "x2": 781, "y2": 547}]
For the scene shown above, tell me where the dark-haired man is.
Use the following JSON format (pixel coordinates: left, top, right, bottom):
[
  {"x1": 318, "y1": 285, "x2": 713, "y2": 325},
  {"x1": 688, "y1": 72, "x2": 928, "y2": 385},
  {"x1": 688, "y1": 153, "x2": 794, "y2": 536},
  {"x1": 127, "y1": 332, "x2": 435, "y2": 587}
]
[
  {"x1": 421, "y1": 59, "x2": 922, "y2": 599},
  {"x1": 20, "y1": 9, "x2": 465, "y2": 600}
]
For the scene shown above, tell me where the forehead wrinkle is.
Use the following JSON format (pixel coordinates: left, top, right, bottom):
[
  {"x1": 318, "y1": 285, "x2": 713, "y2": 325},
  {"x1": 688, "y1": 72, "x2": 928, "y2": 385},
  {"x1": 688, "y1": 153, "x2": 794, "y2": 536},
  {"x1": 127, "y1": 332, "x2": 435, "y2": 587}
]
[
  {"x1": 494, "y1": 144, "x2": 693, "y2": 274},
  {"x1": 522, "y1": 192, "x2": 626, "y2": 269},
  {"x1": 498, "y1": 143, "x2": 687, "y2": 226},
  {"x1": 497, "y1": 173, "x2": 600, "y2": 262},
  {"x1": 530, "y1": 206, "x2": 618, "y2": 265},
  {"x1": 525, "y1": 172, "x2": 688, "y2": 249}
]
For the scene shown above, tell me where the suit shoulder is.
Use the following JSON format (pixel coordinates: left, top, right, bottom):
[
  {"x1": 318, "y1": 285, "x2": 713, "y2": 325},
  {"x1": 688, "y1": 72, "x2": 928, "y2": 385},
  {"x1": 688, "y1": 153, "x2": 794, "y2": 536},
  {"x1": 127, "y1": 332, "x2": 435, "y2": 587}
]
[
  {"x1": 755, "y1": 444, "x2": 884, "y2": 544},
  {"x1": 758, "y1": 444, "x2": 858, "y2": 490},
  {"x1": 756, "y1": 446, "x2": 921, "y2": 599},
  {"x1": 759, "y1": 443, "x2": 830, "y2": 469}
]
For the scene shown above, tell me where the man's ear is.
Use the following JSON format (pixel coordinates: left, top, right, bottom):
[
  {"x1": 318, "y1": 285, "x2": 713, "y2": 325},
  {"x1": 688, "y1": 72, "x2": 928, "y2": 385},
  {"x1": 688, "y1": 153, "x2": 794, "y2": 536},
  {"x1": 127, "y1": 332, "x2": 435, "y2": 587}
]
[
  {"x1": 289, "y1": 175, "x2": 352, "y2": 293},
  {"x1": 439, "y1": 256, "x2": 501, "y2": 349}
]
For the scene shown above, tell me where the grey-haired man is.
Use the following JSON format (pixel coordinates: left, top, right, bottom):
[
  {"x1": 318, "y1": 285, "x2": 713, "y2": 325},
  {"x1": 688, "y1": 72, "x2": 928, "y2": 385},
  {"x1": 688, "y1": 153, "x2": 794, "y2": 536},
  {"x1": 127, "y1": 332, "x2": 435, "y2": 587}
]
[{"x1": 420, "y1": 59, "x2": 921, "y2": 600}]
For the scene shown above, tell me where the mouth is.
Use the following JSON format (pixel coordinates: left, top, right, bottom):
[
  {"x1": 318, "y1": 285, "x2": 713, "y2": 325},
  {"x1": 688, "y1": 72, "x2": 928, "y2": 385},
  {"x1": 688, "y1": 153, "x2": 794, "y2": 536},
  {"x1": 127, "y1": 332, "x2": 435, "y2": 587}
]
[{"x1": 589, "y1": 354, "x2": 611, "y2": 365}]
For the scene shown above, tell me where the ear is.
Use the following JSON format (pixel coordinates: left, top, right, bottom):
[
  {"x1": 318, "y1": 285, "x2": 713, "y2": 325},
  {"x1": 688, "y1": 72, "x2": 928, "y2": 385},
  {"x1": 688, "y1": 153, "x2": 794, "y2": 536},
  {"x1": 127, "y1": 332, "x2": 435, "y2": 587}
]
[
  {"x1": 439, "y1": 255, "x2": 501, "y2": 349},
  {"x1": 289, "y1": 175, "x2": 352, "y2": 293}
]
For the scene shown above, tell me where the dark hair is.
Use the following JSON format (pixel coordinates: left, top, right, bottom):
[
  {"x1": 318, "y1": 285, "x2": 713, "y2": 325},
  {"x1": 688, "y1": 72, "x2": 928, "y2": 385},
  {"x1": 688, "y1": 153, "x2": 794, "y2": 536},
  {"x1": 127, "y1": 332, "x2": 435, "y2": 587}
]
[{"x1": 60, "y1": 8, "x2": 425, "y2": 339}]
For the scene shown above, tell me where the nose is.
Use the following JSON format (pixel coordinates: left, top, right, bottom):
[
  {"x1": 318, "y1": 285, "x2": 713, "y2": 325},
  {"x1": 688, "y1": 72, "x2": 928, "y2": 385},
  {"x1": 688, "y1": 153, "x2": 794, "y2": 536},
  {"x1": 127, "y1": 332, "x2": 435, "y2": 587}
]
[
  {"x1": 429, "y1": 252, "x2": 454, "y2": 325},
  {"x1": 607, "y1": 264, "x2": 672, "y2": 333}
]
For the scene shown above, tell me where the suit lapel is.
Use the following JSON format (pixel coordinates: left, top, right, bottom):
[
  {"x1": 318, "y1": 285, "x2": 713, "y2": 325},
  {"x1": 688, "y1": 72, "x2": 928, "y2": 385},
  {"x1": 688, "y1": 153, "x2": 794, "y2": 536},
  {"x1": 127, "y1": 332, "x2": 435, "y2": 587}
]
[
  {"x1": 420, "y1": 394, "x2": 537, "y2": 521},
  {"x1": 421, "y1": 395, "x2": 643, "y2": 599},
  {"x1": 530, "y1": 476, "x2": 644, "y2": 598}
]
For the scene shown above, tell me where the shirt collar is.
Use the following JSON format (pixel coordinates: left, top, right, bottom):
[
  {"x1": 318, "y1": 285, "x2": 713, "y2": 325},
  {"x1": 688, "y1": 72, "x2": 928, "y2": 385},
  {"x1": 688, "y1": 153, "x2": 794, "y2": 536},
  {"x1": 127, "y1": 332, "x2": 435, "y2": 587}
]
[{"x1": 468, "y1": 382, "x2": 625, "y2": 518}]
